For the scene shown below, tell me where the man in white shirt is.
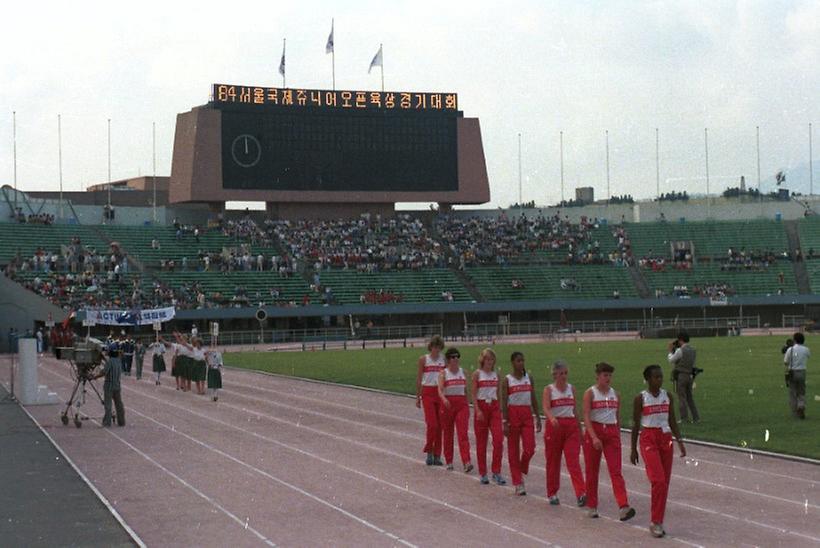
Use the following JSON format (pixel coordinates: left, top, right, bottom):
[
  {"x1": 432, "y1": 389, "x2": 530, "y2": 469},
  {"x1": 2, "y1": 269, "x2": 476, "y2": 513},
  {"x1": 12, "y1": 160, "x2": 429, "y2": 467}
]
[{"x1": 783, "y1": 332, "x2": 810, "y2": 419}]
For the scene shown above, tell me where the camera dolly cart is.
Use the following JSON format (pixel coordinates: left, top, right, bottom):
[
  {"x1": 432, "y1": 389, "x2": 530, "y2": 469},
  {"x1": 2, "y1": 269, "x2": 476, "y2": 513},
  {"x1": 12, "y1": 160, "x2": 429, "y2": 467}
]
[{"x1": 56, "y1": 346, "x2": 109, "y2": 428}]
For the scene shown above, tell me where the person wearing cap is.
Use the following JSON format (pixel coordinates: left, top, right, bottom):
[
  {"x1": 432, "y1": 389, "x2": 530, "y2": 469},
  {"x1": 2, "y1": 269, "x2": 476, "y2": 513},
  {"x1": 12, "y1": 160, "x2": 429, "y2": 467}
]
[{"x1": 96, "y1": 339, "x2": 125, "y2": 427}]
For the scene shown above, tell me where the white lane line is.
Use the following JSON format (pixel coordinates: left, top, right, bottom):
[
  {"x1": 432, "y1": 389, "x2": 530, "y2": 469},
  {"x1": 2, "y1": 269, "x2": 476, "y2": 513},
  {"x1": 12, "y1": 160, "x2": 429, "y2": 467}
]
[
  {"x1": 102, "y1": 423, "x2": 276, "y2": 546},
  {"x1": 10, "y1": 388, "x2": 148, "y2": 548},
  {"x1": 41, "y1": 364, "x2": 812, "y2": 546},
  {"x1": 128, "y1": 409, "x2": 418, "y2": 548},
  {"x1": 227, "y1": 377, "x2": 422, "y2": 425},
  {"x1": 218, "y1": 379, "x2": 819, "y2": 510},
  {"x1": 87, "y1": 370, "x2": 692, "y2": 548},
  {"x1": 40, "y1": 366, "x2": 416, "y2": 548},
  {"x1": 129, "y1": 407, "x2": 551, "y2": 548},
  {"x1": 244, "y1": 369, "x2": 820, "y2": 474}
]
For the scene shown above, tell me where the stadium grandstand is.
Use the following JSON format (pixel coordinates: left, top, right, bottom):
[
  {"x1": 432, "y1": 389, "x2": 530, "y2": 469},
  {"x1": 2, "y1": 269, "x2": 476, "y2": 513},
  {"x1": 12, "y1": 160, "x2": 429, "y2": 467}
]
[{"x1": 2, "y1": 83, "x2": 820, "y2": 348}]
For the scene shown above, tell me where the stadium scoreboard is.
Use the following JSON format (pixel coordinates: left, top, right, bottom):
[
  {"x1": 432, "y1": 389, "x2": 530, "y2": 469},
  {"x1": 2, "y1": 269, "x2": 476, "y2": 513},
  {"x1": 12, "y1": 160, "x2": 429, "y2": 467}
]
[{"x1": 213, "y1": 83, "x2": 460, "y2": 192}]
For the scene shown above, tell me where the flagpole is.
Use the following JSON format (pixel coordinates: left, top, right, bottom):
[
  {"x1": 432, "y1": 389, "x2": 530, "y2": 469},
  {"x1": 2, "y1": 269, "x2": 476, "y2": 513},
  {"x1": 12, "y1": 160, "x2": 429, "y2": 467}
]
[
  {"x1": 331, "y1": 19, "x2": 336, "y2": 90},
  {"x1": 58, "y1": 114, "x2": 63, "y2": 221},
  {"x1": 12, "y1": 111, "x2": 17, "y2": 216},
  {"x1": 605, "y1": 129, "x2": 610, "y2": 202},
  {"x1": 655, "y1": 127, "x2": 660, "y2": 200},
  {"x1": 810, "y1": 122, "x2": 813, "y2": 196},
  {"x1": 518, "y1": 133, "x2": 522, "y2": 205},
  {"x1": 559, "y1": 130, "x2": 564, "y2": 203},
  {"x1": 380, "y1": 43, "x2": 384, "y2": 92},
  {"x1": 107, "y1": 118, "x2": 112, "y2": 211},
  {"x1": 282, "y1": 38, "x2": 286, "y2": 88},
  {"x1": 152, "y1": 121, "x2": 157, "y2": 224}
]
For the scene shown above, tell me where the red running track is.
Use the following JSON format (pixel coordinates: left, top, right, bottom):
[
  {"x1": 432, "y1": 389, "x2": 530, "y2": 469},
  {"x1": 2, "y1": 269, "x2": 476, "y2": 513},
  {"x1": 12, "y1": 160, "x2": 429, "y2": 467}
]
[{"x1": 19, "y1": 357, "x2": 820, "y2": 547}]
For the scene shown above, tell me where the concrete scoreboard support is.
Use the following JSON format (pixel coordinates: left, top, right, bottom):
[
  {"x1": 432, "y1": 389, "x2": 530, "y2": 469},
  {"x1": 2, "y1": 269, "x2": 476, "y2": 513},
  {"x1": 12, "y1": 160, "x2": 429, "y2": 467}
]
[{"x1": 168, "y1": 102, "x2": 490, "y2": 219}]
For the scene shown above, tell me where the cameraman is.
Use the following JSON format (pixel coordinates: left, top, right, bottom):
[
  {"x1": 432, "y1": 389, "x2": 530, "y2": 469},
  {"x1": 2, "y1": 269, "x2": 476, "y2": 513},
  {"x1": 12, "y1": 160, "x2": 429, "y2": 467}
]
[
  {"x1": 96, "y1": 339, "x2": 125, "y2": 427},
  {"x1": 667, "y1": 332, "x2": 700, "y2": 423},
  {"x1": 783, "y1": 333, "x2": 809, "y2": 419}
]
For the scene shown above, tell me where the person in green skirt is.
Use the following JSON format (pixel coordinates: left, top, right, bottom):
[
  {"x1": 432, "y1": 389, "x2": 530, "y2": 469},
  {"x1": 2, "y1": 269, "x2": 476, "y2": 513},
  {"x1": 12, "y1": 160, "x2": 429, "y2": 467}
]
[
  {"x1": 148, "y1": 340, "x2": 167, "y2": 385},
  {"x1": 205, "y1": 348, "x2": 224, "y2": 401},
  {"x1": 173, "y1": 332, "x2": 207, "y2": 395}
]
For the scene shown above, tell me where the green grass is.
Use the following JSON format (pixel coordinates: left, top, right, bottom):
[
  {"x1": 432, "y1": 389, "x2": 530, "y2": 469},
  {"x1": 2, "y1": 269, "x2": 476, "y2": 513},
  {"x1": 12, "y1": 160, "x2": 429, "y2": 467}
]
[{"x1": 225, "y1": 336, "x2": 819, "y2": 459}]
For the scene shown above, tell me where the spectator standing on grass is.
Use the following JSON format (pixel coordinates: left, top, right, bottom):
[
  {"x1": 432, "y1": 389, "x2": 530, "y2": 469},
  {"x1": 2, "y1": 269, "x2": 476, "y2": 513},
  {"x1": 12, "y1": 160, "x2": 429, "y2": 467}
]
[
  {"x1": 416, "y1": 335, "x2": 446, "y2": 466},
  {"x1": 630, "y1": 365, "x2": 686, "y2": 538},
  {"x1": 783, "y1": 332, "x2": 810, "y2": 419},
  {"x1": 667, "y1": 332, "x2": 700, "y2": 423}
]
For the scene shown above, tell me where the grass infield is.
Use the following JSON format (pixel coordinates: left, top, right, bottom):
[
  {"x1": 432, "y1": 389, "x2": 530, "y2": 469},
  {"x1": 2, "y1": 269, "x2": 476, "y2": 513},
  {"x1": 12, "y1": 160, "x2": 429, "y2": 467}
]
[{"x1": 226, "y1": 335, "x2": 818, "y2": 460}]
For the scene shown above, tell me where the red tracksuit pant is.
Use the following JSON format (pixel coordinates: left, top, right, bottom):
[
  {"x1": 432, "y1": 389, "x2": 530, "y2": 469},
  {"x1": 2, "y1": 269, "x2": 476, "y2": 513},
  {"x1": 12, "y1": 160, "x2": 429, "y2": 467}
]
[
  {"x1": 544, "y1": 417, "x2": 585, "y2": 498},
  {"x1": 583, "y1": 422, "x2": 629, "y2": 509},
  {"x1": 640, "y1": 428, "x2": 674, "y2": 524},
  {"x1": 421, "y1": 386, "x2": 442, "y2": 455},
  {"x1": 474, "y1": 400, "x2": 503, "y2": 476},
  {"x1": 507, "y1": 405, "x2": 535, "y2": 487},
  {"x1": 441, "y1": 395, "x2": 471, "y2": 465}
]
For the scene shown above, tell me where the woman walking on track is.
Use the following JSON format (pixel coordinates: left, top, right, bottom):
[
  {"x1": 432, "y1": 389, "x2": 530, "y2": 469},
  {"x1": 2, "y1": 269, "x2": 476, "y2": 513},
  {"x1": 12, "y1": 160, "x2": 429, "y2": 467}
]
[
  {"x1": 500, "y1": 351, "x2": 541, "y2": 496},
  {"x1": 542, "y1": 360, "x2": 586, "y2": 506},
  {"x1": 205, "y1": 348, "x2": 224, "y2": 401},
  {"x1": 416, "y1": 335, "x2": 446, "y2": 466},
  {"x1": 582, "y1": 362, "x2": 635, "y2": 521},
  {"x1": 630, "y1": 365, "x2": 686, "y2": 538},
  {"x1": 149, "y1": 339, "x2": 167, "y2": 385},
  {"x1": 437, "y1": 347, "x2": 474, "y2": 473},
  {"x1": 471, "y1": 348, "x2": 506, "y2": 485}
]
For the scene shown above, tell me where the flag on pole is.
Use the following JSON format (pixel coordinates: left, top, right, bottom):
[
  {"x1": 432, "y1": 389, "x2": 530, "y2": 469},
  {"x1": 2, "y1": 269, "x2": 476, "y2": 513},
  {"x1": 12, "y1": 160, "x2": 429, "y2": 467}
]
[
  {"x1": 326, "y1": 21, "x2": 334, "y2": 54},
  {"x1": 368, "y1": 45, "x2": 383, "y2": 74},
  {"x1": 279, "y1": 41, "x2": 286, "y2": 77},
  {"x1": 776, "y1": 170, "x2": 786, "y2": 186}
]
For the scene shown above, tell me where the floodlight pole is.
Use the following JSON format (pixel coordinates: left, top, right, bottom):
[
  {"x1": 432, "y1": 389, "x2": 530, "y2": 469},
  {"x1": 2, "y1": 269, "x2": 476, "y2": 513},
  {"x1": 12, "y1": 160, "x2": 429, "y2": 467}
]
[
  {"x1": 559, "y1": 130, "x2": 564, "y2": 203},
  {"x1": 12, "y1": 111, "x2": 17, "y2": 216},
  {"x1": 58, "y1": 114, "x2": 63, "y2": 221},
  {"x1": 152, "y1": 122, "x2": 157, "y2": 223}
]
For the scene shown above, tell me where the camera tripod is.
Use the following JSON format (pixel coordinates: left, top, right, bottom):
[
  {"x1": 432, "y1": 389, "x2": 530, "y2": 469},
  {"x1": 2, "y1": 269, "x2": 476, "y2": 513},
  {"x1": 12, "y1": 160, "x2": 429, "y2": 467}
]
[{"x1": 60, "y1": 362, "x2": 108, "y2": 428}]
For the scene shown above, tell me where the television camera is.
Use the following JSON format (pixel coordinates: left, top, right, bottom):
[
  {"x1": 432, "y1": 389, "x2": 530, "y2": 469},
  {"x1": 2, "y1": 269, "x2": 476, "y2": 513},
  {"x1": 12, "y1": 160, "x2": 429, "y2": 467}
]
[{"x1": 56, "y1": 339, "x2": 108, "y2": 428}]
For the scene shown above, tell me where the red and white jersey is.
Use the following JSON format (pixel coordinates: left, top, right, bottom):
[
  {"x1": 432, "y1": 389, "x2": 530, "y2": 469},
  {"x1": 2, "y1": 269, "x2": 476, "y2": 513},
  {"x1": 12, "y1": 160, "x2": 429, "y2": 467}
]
[
  {"x1": 641, "y1": 389, "x2": 671, "y2": 433},
  {"x1": 548, "y1": 383, "x2": 576, "y2": 418},
  {"x1": 506, "y1": 373, "x2": 533, "y2": 406},
  {"x1": 476, "y1": 369, "x2": 499, "y2": 402},
  {"x1": 421, "y1": 353, "x2": 446, "y2": 386},
  {"x1": 589, "y1": 385, "x2": 619, "y2": 424},
  {"x1": 443, "y1": 367, "x2": 467, "y2": 397}
]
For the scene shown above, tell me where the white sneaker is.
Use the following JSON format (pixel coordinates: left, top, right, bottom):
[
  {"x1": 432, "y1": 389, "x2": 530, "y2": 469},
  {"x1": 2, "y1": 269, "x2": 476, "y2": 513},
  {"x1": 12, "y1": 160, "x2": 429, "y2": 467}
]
[
  {"x1": 514, "y1": 484, "x2": 526, "y2": 496},
  {"x1": 587, "y1": 507, "x2": 599, "y2": 518},
  {"x1": 649, "y1": 523, "x2": 665, "y2": 538},
  {"x1": 619, "y1": 506, "x2": 636, "y2": 521}
]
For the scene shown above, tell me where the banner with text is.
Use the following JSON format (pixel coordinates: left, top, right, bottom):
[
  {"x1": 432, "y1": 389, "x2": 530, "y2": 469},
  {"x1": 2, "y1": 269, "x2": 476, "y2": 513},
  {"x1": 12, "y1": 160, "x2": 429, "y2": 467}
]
[{"x1": 83, "y1": 307, "x2": 176, "y2": 326}]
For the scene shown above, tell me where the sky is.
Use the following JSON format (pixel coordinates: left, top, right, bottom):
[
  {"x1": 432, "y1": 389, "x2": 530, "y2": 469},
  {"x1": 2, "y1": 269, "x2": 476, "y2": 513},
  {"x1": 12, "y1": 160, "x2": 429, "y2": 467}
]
[{"x1": 1, "y1": 0, "x2": 819, "y2": 209}]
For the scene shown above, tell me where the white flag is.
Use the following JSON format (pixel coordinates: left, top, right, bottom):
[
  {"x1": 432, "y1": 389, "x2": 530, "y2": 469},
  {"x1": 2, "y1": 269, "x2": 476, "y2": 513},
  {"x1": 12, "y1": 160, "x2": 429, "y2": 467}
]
[
  {"x1": 326, "y1": 21, "x2": 334, "y2": 54},
  {"x1": 368, "y1": 45, "x2": 383, "y2": 74},
  {"x1": 279, "y1": 41, "x2": 286, "y2": 77}
]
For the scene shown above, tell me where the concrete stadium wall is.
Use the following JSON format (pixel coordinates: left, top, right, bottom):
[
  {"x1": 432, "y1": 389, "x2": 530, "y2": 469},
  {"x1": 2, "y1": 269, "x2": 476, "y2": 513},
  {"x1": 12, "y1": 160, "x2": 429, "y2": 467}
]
[{"x1": 456, "y1": 195, "x2": 820, "y2": 224}]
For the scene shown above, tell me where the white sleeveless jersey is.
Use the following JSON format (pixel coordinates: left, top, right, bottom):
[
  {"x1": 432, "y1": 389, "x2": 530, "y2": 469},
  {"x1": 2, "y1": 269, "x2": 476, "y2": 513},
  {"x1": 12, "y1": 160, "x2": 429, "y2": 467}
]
[
  {"x1": 548, "y1": 383, "x2": 576, "y2": 418},
  {"x1": 476, "y1": 370, "x2": 499, "y2": 402},
  {"x1": 589, "y1": 386, "x2": 619, "y2": 424},
  {"x1": 641, "y1": 389, "x2": 671, "y2": 432},
  {"x1": 421, "y1": 353, "x2": 445, "y2": 386},
  {"x1": 443, "y1": 367, "x2": 467, "y2": 396},
  {"x1": 507, "y1": 373, "x2": 533, "y2": 406}
]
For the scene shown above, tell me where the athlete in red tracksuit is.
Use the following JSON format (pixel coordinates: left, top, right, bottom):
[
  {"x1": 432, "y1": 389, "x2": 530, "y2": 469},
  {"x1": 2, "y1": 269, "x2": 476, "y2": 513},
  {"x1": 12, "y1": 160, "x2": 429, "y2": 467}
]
[
  {"x1": 437, "y1": 347, "x2": 473, "y2": 472},
  {"x1": 542, "y1": 360, "x2": 586, "y2": 506},
  {"x1": 582, "y1": 362, "x2": 635, "y2": 521},
  {"x1": 471, "y1": 348, "x2": 506, "y2": 485},
  {"x1": 501, "y1": 351, "x2": 541, "y2": 496},
  {"x1": 630, "y1": 365, "x2": 687, "y2": 538},
  {"x1": 416, "y1": 335, "x2": 446, "y2": 466}
]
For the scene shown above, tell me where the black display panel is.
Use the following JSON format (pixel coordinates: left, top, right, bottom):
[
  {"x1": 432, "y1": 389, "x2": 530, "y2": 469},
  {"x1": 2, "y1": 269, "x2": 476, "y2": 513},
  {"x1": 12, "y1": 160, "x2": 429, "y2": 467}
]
[{"x1": 219, "y1": 106, "x2": 459, "y2": 192}]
